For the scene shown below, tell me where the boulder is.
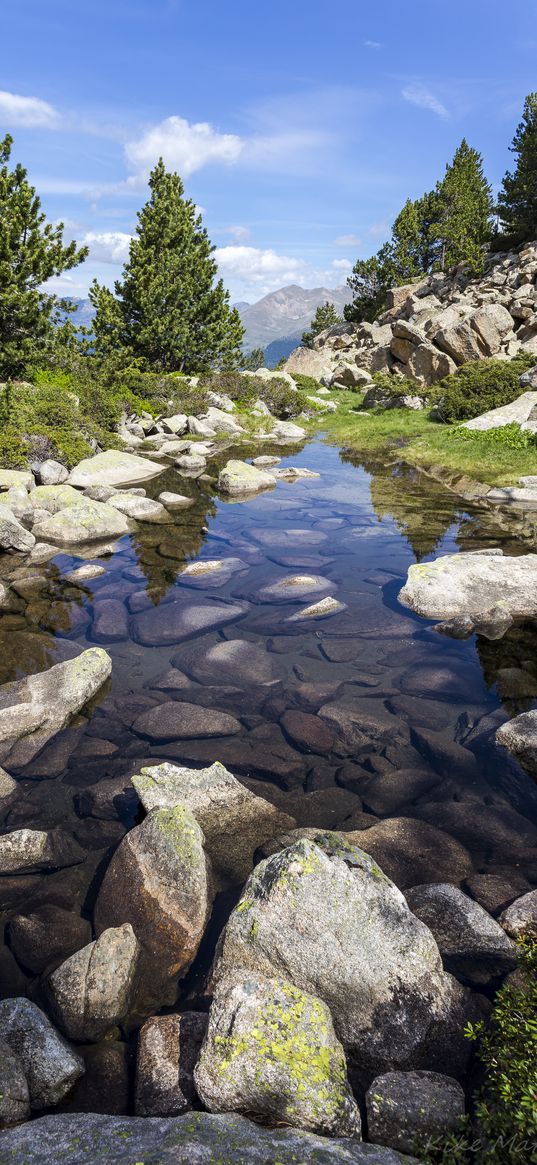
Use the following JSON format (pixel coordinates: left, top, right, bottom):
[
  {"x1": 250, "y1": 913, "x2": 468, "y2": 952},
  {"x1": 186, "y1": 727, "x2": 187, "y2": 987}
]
[
  {"x1": 366, "y1": 1070, "x2": 465, "y2": 1155},
  {"x1": 213, "y1": 837, "x2": 471, "y2": 1077},
  {"x1": 286, "y1": 596, "x2": 347, "y2": 621},
  {"x1": 434, "y1": 319, "x2": 483, "y2": 364},
  {"x1": 399, "y1": 549, "x2": 537, "y2": 622},
  {"x1": 284, "y1": 346, "x2": 336, "y2": 381},
  {"x1": 496, "y1": 709, "x2": 537, "y2": 776},
  {"x1": 462, "y1": 390, "x2": 537, "y2": 432},
  {"x1": 161, "y1": 414, "x2": 188, "y2": 435},
  {"x1": 0, "y1": 469, "x2": 34, "y2": 492},
  {"x1": 218, "y1": 460, "x2": 276, "y2": 496},
  {"x1": 271, "y1": 420, "x2": 306, "y2": 441},
  {"x1": 158, "y1": 492, "x2": 194, "y2": 508},
  {"x1": 331, "y1": 364, "x2": 372, "y2": 389},
  {"x1": 32, "y1": 499, "x2": 130, "y2": 545},
  {"x1": 94, "y1": 805, "x2": 213, "y2": 1008},
  {"x1": 107, "y1": 493, "x2": 170, "y2": 522},
  {"x1": 204, "y1": 407, "x2": 245, "y2": 435},
  {"x1": 45, "y1": 925, "x2": 140, "y2": 1042},
  {"x1": 69, "y1": 449, "x2": 164, "y2": 488},
  {"x1": 188, "y1": 416, "x2": 216, "y2": 437},
  {"x1": 0, "y1": 503, "x2": 35, "y2": 553},
  {"x1": 131, "y1": 761, "x2": 295, "y2": 885},
  {"x1": 29, "y1": 485, "x2": 81, "y2": 514},
  {"x1": 470, "y1": 303, "x2": 514, "y2": 354},
  {"x1": 135, "y1": 1012, "x2": 207, "y2": 1116},
  {"x1": 0, "y1": 767, "x2": 16, "y2": 801},
  {"x1": 0, "y1": 1039, "x2": 30, "y2": 1126},
  {"x1": 175, "y1": 453, "x2": 207, "y2": 472},
  {"x1": 499, "y1": 890, "x2": 537, "y2": 940},
  {"x1": 405, "y1": 883, "x2": 518, "y2": 984},
  {"x1": 0, "y1": 998, "x2": 84, "y2": 1109},
  {"x1": 355, "y1": 818, "x2": 473, "y2": 890},
  {"x1": 0, "y1": 648, "x2": 112, "y2": 769},
  {"x1": 0, "y1": 1111, "x2": 420, "y2": 1164},
  {"x1": 195, "y1": 972, "x2": 361, "y2": 1138},
  {"x1": 132, "y1": 702, "x2": 241, "y2": 741},
  {"x1": 9, "y1": 906, "x2": 92, "y2": 975},
  {"x1": 132, "y1": 597, "x2": 248, "y2": 647},
  {"x1": 406, "y1": 343, "x2": 456, "y2": 386}
]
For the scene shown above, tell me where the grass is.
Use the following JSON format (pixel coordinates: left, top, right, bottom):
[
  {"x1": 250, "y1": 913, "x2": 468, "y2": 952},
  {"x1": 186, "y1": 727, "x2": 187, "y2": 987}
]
[{"x1": 316, "y1": 391, "x2": 537, "y2": 486}]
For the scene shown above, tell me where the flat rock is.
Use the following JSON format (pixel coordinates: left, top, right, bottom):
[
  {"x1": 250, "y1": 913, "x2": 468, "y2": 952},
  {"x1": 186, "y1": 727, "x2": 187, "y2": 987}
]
[
  {"x1": 29, "y1": 484, "x2": 81, "y2": 513},
  {"x1": 108, "y1": 493, "x2": 170, "y2": 521},
  {"x1": 135, "y1": 1012, "x2": 207, "y2": 1117},
  {"x1": 158, "y1": 492, "x2": 194, "y2": 508},
  {"x1": 0, "y1": 1111, "x2": 419, "y2": 1164},
  {"x1": 218, "y1": 460, "x2": 276, "y2": 496},
  {"x1": 33, "y1": 499, "x2": 130, "y2": 545},
  {"x1": 45, "y1": 924, "x2": 140, "y2": 1041},
  {"x1": 399, "y1": 550, "x2": 537, "y2": 622},
  {"x1": 172, "y1": 638, "x2": 278, "y2": 687},
  {"x1": 405, "y1": 883, "x2": 518, "y2": 984},
  {"x1": 0, "y1": 998, "x2": 84, "y2": 1109},
  {"x1": 249, "y1": 527, "x2": 327, "y2": 549},
  {"x1": 253, "y1": 574, "x2": 333, "y2": 603},
  {"x1": 132, "y1": 702, "x2": 241, "y2": 741},
  {"x1": 132, "y1": 761, "x2": 295, "y2": 885},
  {"x1": 281, "y1": 709, "x2": 335, "y2": 754},
  {"x1": 177, "y1": 558, "x2": 247, "y2": 589},
  {"x1": 92, "y1": 599, "x2": 129, "y2": 643},
  {"x1": 69, "y1": 450, "x2": 164, "y2": 488},
  {"x1": 462, "y1": 390, "x2": 537, "y2": 431},
  {"x1": 132, "y1": 598, "x2": 248, "y2": 646}
]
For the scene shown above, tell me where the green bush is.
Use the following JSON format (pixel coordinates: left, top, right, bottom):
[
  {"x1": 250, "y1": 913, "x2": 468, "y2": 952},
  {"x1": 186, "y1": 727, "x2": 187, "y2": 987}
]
[
  {"x1": 450, "y1": 422, "x2": 537, "y2": 450},
  {"x1": 0, "y1": 426, "x2": 29, "y2": 469},
  {"x1": 435, "y1": 356, "x2": 537, "y2": 423},
  {"x1": 292, "y1": 373, "x2": 324, "y2": 393},
  {"x1": 200, "y1": 370, "x2": 307, "y2": 418},
  {"x1": 370, "y1": 371, "x2": 428, "y2": 399}
]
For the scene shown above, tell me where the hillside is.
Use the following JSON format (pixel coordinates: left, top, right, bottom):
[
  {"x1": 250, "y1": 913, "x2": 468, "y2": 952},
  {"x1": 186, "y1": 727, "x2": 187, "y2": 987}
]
[{"x1": 238, "y1": 283, "x2": 353, "y2": 362}]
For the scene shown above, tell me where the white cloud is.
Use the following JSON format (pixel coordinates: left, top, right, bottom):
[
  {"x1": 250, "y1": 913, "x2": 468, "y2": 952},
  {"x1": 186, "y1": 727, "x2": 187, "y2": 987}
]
[
  {"x1": 227, "y1": 225, "x2": 251, "y2": 242},
  {"x1": 214, "y1": 244, "x2": 310, "y2": 297},
  {"x1": 402, "y1": 85, "x2": 449, "y2": 119},
  {"x1": 0, "y1": 90, "x2": 61, "y2": 129},
  {"x1": 364, "y1": 40, "x2": 382, "y2": 48},
  {"x1": 332, "y1": 258, "x2": 352, "y2": 271},
  {"x1": 125, "y1": 115, "x2": 244, "y2": 181},
  {"x1": 335, "y1": 233, "x2": 361, "y2": 247},
  {"x1": 367, "y1": 220, "x2": 390, "y2": 238},
  {"x1": 80, "y1": 230, "x2": 133, "y2": 263}
]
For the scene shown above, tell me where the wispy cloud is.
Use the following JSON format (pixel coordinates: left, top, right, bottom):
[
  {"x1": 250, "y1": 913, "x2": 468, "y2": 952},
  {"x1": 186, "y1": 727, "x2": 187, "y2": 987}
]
[
  {"x1": 125, "y1": 115, "x2": 244, "y2": 182},
  {"x1": 364, "y1": 40, "x2": 382, "y2": 49},
  {"x1": 402, "y1": 84, "x2": 449, "y2": 119},
  {"x1": 335, "y1": 233, "x2": 361, "y2": 247},
  {"x1": 0, "y1": 90, "x2": 61, "y2": 129},
  {"x1": 332, "y1": 258, "x2": 352, "y2": 271},
  {"x1": 227, "y1": 225, "x2": 251, "y2": 242}
]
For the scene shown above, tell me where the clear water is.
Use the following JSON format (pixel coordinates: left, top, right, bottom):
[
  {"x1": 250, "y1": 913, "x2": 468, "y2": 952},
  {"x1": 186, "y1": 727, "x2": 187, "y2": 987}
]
[{"x1": 1, "y1": 437, "x2": 536, "y2": 1001}]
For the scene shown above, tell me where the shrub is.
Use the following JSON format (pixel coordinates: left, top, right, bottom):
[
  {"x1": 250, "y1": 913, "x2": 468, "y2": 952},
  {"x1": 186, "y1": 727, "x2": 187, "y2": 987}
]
[
  {"x1": 450, "y1": 422, "x2": 537, "y2": 450},
  {"x1": 200, "y1": 370, "x2": 307, "y2": 418},
  {"x1": 435, "y1": 356, "x2": 537, "y2": 423},
  {"x1": 292, "y1": 373, "x2": 324, "y2": 393},
  {"x1": 0, "y1": 427, "x2": 29, "y2": 469}
]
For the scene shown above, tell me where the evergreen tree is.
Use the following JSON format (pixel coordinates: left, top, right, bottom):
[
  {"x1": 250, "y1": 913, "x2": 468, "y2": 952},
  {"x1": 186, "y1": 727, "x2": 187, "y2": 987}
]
[
  {"x1": 497, "y1": 93, "x2": 537, "y2": 243},
  {"x1": 302, "y1": 301, "x2": 341, "y2": 346},
  {"x1": 344, "y1": 244, "x2": 396, "y2": 322},
  {"x1": 0, "y1": 135, "x2": 88, "y2": 379},
  {"x1": 389, "y1": 199, "x2": 426, "y2": 283},
  {"x1": 430, "y1": 139, "x2": 493, "y2": 274},
  {"x1": 90, "y1": 159, "x2": 244, "y2": 372},
  {"x1": 241, "y1": 346, "x2": 265, "y2": 370}
]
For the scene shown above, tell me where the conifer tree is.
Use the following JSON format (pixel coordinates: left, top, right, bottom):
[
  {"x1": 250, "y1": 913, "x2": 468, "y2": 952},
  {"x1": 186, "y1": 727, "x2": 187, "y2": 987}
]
[
  {"x1": 90, "y1": 159, "x2": 243, "y2": 372},
  {"x1": 430, "y1": 139, "x2": 493, "y2": 274},
  {"x1": 497, "y1": 93, "x2": 537, "y2": 244},
  {"x1": 0, "y1": 135, "x2": 88, "y2": 379},
  {"x1": 241, "y1": 346, "x2": 265, "y2": 370},
  {"x1": 302, "y1": 301, "x2": 341, "y2": 346}
]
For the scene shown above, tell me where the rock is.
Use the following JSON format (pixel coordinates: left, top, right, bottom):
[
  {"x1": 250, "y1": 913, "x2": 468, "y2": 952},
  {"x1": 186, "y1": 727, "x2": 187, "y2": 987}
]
[
  {"x1": 0, "y1": 998, "x2": 84, "y2": 1108},
  {"x1": 317, "y1": 703, "x2": 403, "y2": 756},
  {"x1": 286, "y1": 596, "x2": 347, "y2": 621},
  {"x1": 132, "y1": 598, "x2": 248, "y2": 647},
  {"x1": 470, "y1": 303, "x2": 514, "y2": 354},
  {"x1": 108, "y1": 493, "x2": 169, "y2": 521},
  {"x1": 65, "y1": 563, "x2": 106, "y2": 583},
  {"x1": 213, "y1": 837, "x2": 471, "y2": 1077},
  {"x1": 405, "y1": 883, "x2": 518, "y2": 985},
  {"x1": 0, "y1": 469, "x2": 34, "y2": 492},
  {"x1": 0, "y1": 648, "x2": 112, "y2": 769},
  {"x1": 464, "y1": 873, "x2": 530, "y2": 918},
  {"x1": 177, "y1": 558, "x2": 247, "y2": 588},
  {"x1": 0, "y1": 1039, "x2": 30, "y2": 1126},
  {"x1": 3, "y1": 485, "x2": 34, "y2": 522},
  {"x1": 496, "y1": 710, "x2": 537, "y2": 776},
  {"x1": 188, "y1": 416, "x2": 216, "y2": 437},
  {"x1": 253, "y1": 574, "x2": 332, "y2": 604},
  {"x1": 27, "y1": 484, "x2": 83, "y2": 514},
  {"x1": 281, "y1": 710, "x2": 335, "y2": 754},
  {"x1": 135, "y1": 1012, "x2": 207, "y2": 1116},
  {"x1": 357, "y1": 768, "x2": 441, "y2": 816},
  {"x1": 32, "y1": 499, "x2": 130, "y2": 545},
  {"x1": 161, "y1": 413, "x2": 188, "y2": 435},
  {"x1": 195, "y1": 972, "x2": 361, "y2": 1138},
  {"x1": 0, "y1": 503, "x2": 35, "y2": 553},
  {"x1": 0, "y1": 1111, "x2": 420, "y2": 1164},
  {"x1": 356, "y1": 818, "x2": 473, "y2": 890},
  {"x1": 0, "y1": 767, "x2": 16, "y2": 802},
  {"x1": 175, "y1": 453, "x2": 207, "y2": 472},
  {"x1": 218, "y1": 460, "x2": 276, "y2": 496},
  {"x1": 332, "y1": 363, "x2": 373, "y2": 389},
  {"x1": 172, "y1": 638, "x2": 278, "y2": 688},
  {"x1": 158, "y1": 492, "x2": 194, "y2": 508},
  {"x1": 204, "y1": 407, "x2": 244, "y2": 435},
  {"x1": 271, "y1": 420, "x2": 306, "y2": 441},
  {"x1": 45, "y1": 925, "x2": 140, "y2": 1042},
  {"x1": 399, "y1": 549, "x2": 537, "y2": 622},
  {"x1": 252, "y1": 455, "x2": 281, "y2": 467},
  {"x1": 366, "y1": 1070, "x2": 465, "y2": 1155},
  {"x1": 271, "y1": 466, "x2": 320, "y2": 479},
  {"x1": 462, "y1": 390, "x2": 537, "y2": 432},
  {"x1": 435, "y1": 319, "x2": 483, "y2": 364},
  {"x1": 65, "y1": 1041, "x2": 130, "y2": 1116},
  {"x1": 131, "y1": 761, "x2": 295, "y2": 886},
  {"x1": 284, "y1": 346, "x2": 336, "y2": 381},
  {"x1": 92, "y1": 600, "x2": 129, "y2": 643},
  {"x1": 94, "y1": 805, "x2": 213, "y2": 1008},
  {"x1": 0, "y1": 828, "x2": 83, "y2": 875},
  {"x1": 9, "y1": 906, "x2": 92, "y2": 975},
  {"x1": 132, "y1": 702, "x2": 241, "y2": 741},
  {"x1": 37, "y1": 460, "x2": 69, "y2": 486},
  {"x1": 500, "y1": 890, "x2": 537, "y2": 940},
  {"x1": 406, "y1": 343, "x2": 456, "y2": 386},
  {"x1": 69, "y1": 449, "x2": 164, "y2": 488}
]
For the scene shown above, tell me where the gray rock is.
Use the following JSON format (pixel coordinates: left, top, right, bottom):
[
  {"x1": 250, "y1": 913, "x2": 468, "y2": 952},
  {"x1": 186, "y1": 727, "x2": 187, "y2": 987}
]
[
  {"x1": 435, "y1": 318, "x2": 483, "y2": 364},
  {"x1": 158, "y1": 491, "x2": 194, "y2": 508},
  {"x1": 69, "y1": 449, "x2": 164, "y2": 488},
  {"x1": 175, "y1": 453, "x2": 207, "y2": 472},
  {"x1": 9, "y1": 905, "x2": 92, "y2": 975},
  {"x1": 108, "y1": 493, "x2": 170, "y2": 521},
  {"x1": 271, "y1": 420, "x2": 306, "y2": 441},
  {"x1": 405, "y1": 883, "x2": 518, "y2": 984},
  {"x1": 399, "y1": 549, "x2": 537, "y2": 622},
  {"x1": 29, "y1": 484, "x2": 97, "y2": 513},
  {"x1": 213, "y1": 838, "x2": 471, "y2": 1077},
  {"x1": 0, "y1": 767, "x2": 16, "y2": 802},
  {"x1": 470, "y1": 303, "x2": 514, "y2": 355},
  {"x1": 271, "y1": 465, "x2": 321, "y2": 479},
  {"x1": 0, "y1": 828, "x2": 84, "y2": 875},
  {"x1": 188, "y1": 416, "x2": 216, "y2": 437},
  {"x1": 161, "y1": 413, "x2": 188, "y2": 435},
  {"x1": 496, "y1": 710, "x2": 537, "y2": 776},
  {"x1": 0, "y1": 1039, "x2": 30, "y2": 1126},
  {"x1": 500, "y1": 889, "x2": 537, "y2": 940},
  {"x1": 0, "y1": 998, "x2": 84, "y2": 1109},
  {"x1": 462, "y1": 390, "x2": 537, "y2": 432},
  {"x1": 135, "y1": 1012, "x2": 208, "y2": 1116},
  {"x1": 45, "y1": 925, "x2": 140, "y2": 1042},
  {"x1": 218, "y1": 460, "x2": 276, "y2": 496},
  {"x1": 177, "y1": 558, "x2": 247, "y2": 589},
  {"x1": 204, "y1": 407, "x2": 244, "y2": 435},
  {"x1": 0, "y1": 469, "x2": 34, "y2": 492},
  {"x1": 132, "y1": 702, "x2": 241, "y2": 741},
  {"x1": 0, "y1": 503, "x2": 35, "y2": 553},
  {"x1": 286, "y1": 596, "x2": 347, "y2": 621},
  {"x1": 132, "y1": 598, "x2": 248, "y2": 646},
  {"x1": 65, "y1": 563, "x2": 106, "y2": 583},
  {"x1": 284, "y1": 346, "x2": 336, "y2": 380},
  {"x1": 0, "y1": 1111, "x2": 419, "y2": 1164},
  {"x1": 32, "y1": 499, "x2": 130, "y2": 545},
  {"x1": 92, "y1": 600, "x2": 129, "y2": 643},
  {"x1": 173, "y1": 638, "x2": 278, "y2": 687},
  {"x1": 0, "y1": 647, "x2": 112, "y2": 769},
  {"x1": 132, "y1": 761, "x2": 295, "y2": 886},
  {"x1": 366, "y1": 1070, "x2": 465, "y2": 1154},
  {"x1": 252, "y1": 455, "x2": 281, "y2": 467},
  {"x1": 195, "y1": 972, "x2": 361, "y2": 1138},
  {"x1": 37, "y1": 460, "x2": 69, "y2": 486},
  {"x1": 94, "y1": 805, "x2": 213, "y2": 1009},
  {"x1": 355, "y1": 817, "x2": 473, "y2": 890},
  {"x1": 254, "y1": 573, "x2": 333, "y2": 604}
]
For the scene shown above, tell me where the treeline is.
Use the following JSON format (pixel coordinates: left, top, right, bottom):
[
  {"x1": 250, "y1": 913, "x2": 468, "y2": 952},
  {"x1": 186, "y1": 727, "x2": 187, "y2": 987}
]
[{"x1": 346, "y1": 92, "x2": 537, "y2": 322}]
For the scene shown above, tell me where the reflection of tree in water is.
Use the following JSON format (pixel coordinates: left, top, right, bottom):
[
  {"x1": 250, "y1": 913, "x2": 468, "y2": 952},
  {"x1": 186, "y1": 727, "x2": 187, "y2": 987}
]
[
  {"x1": 476, "y1": 619, "x2": 537, "y2": 714},
  {"x1": 341, "y1": 451, "x2": 460, "y2": 561},
  {"x1": 128, "y1": 470, "x2": 219, "y2": 603}
]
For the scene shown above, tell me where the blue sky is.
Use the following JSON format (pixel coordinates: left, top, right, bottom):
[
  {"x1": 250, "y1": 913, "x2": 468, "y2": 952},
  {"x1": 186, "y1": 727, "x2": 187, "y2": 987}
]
[{"x1": 1, "y1": 0, "x2": 535, "y2": 303}]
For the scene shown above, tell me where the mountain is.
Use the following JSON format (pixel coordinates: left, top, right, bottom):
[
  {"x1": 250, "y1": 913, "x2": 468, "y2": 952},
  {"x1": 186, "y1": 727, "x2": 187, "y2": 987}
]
[{"x1": 237, "y1": 284, "x2": 353, "y2": 364}]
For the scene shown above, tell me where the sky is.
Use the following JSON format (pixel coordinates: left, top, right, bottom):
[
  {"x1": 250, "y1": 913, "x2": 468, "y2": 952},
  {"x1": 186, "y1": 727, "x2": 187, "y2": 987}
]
[{"x1": 1, "y1": 0, "x2": 535, "y2": 304}]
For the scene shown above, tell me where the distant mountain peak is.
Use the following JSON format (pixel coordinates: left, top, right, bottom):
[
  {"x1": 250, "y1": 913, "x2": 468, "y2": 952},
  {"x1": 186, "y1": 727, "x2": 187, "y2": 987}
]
[{"x1": 238, "y1": 283, "x2": 353, "y2": 363}]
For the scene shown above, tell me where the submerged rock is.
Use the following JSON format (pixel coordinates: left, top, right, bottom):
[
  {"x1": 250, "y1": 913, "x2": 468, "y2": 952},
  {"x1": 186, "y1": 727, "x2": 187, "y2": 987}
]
[
  {"x1": 195, "y1": 972, "x2": 362, "y2": 1138},
  {"x1": 0, "y1": 998, "x2": 84, "y2": 1109},
  {"x1": 132, "y1": 701, "x2": 241, "y2": 741},
  {"x1": 132, "y1": 761, "x2": 295, "y2": 885},
  {"x1": 177, "y1": 558, "x2": 247, "y2": 588},
  {"x1": 172, "y1": 638, "x2": 279, "y2": 688},
  {"x1": 366, "y1": 1070, "x2": 465, "y2": 1155},
  {"x1": 286, "y1": 596, "x2": 347, "y2": 621},
  {"x1": 45, "y1": 924, "x2": 140, "y2": 1042},
  {"x1": 69, "y1": 449, "x2": 164, "y2": 488},
  {"x1": 253, "y1": 573, "x2": 333, "y2": 604},
  {"x1": 9, "y1": 905, "x2": 92, "y2": 975},
  {"x1": 132, "y1": 598, "x2": 249, "y2": 646},
  {"x1": 0, "y1": 828, "x2": 83, "y2": 875},
  {"x1": 218, "y1": 460, "x2": 276, "y2": 496},
  {"x1": 135, "y1": 1012, "x2": 207, "y2": 1117}
]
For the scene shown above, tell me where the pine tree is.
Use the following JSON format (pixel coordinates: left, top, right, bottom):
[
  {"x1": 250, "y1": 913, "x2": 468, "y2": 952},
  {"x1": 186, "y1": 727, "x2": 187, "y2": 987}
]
[
  {"x1": 302, "y1": 301, "x2": 341, "y2": 346},
  {"x1": 390, "y1": 199, "x2": 425, "y2": 283},
  {"x1": 430, "y1": 140, "x2": 493, "y2": 274},
  {"x1": 90, "y1": 159, "x2": 243, "y2": 372},
  {"x1": 344, "y1": 244, "x2": 396, "y2": 322},
  {"x1": 497, "y1": 93, "x2": 537, "y2": 244},
  {"x1": 241, "y1": 346, "x2": 265, "y2": 370},
  {"x1": 0, "y1": 135, "x2": 88, "y2": 379}
]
